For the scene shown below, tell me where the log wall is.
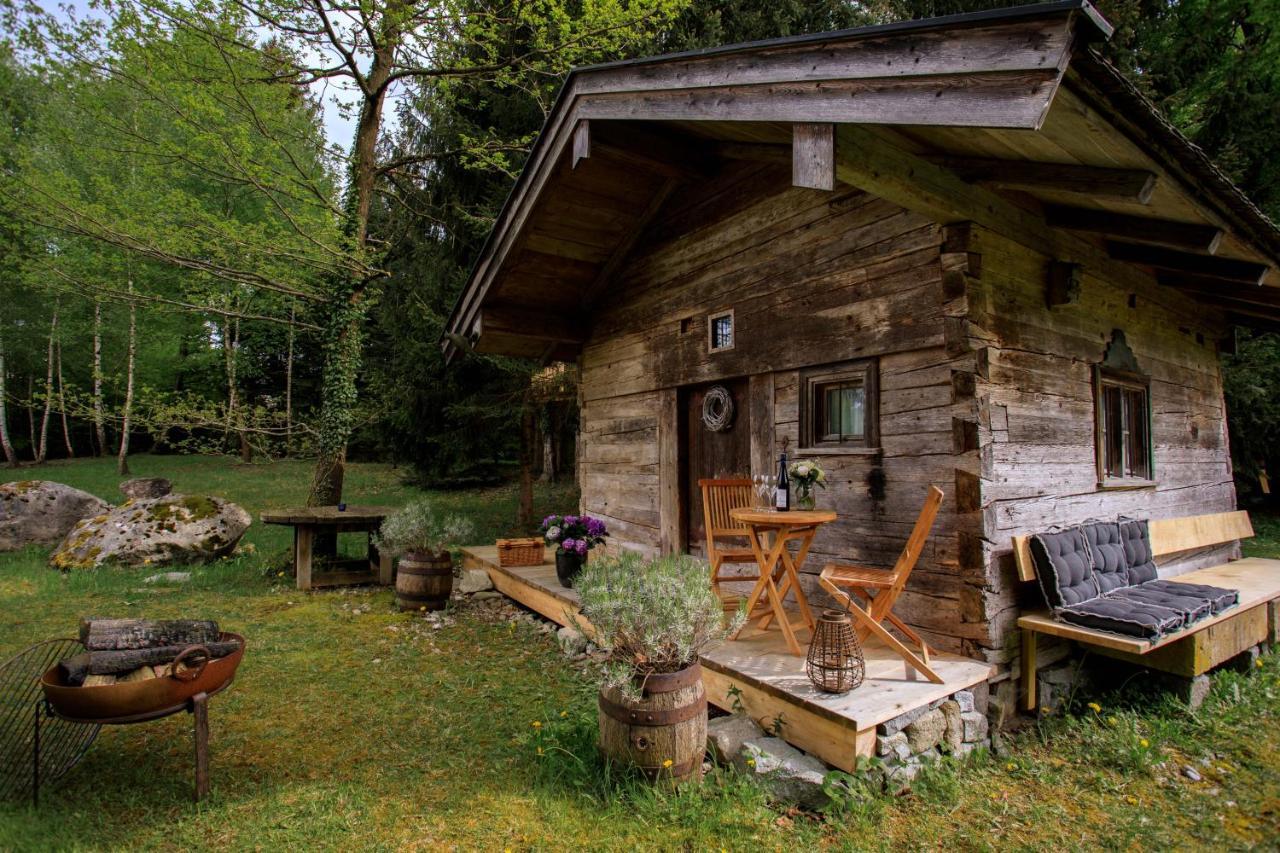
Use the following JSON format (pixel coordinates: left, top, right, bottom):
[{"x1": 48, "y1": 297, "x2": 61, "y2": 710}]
[{"x1": 961, "y1": 224, "x2": 1237, "y2": 664}]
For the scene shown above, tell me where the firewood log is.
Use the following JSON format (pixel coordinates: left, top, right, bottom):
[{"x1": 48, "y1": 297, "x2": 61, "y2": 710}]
[
  {"x1": 79, "y1": 618, "x2": 220, "y2": 651},
  {"x1": 117, "y1": 666, "x2": 158, "y2": 682},
  {"x1": 59, "y1": 640, "x2": 240, "y2": 685},
  {"x1": 81, "y1": 674, "x2": 118, "y2": 687}
]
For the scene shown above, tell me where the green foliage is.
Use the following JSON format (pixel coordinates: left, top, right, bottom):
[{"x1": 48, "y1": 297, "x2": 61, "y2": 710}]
[
  {"x1": 373, "y1": 498, "x2": 475, "y2": 558},
  {"x1": 573, "y1": 552, "x2": 744, "y2": 698},
  {"x1": 1223, "y1": 331, "x2": 1280, "y2": 490}
]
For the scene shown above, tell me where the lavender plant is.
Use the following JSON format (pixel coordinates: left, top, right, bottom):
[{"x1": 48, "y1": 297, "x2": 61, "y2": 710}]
[
  {"x1": 373, "y1": 500, "x2": 474, "y2": 558},
  {"x1": 574, "y1": 552, "x2": 745, "y2": 700}
]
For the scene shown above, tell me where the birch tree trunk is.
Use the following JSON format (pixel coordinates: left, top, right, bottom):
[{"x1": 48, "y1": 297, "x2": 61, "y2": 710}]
[
  {"x1": 0, "y1": 318, "x2": 18, "y2": 467},
  {"x1": 117, "y1": 285, "x2": 136, "y2": 476},
  {"x1": 26, "y1": 374, "x2": 35, "y2": 460},
  {"x1": 36, "y1": 306, "x2": 57, "y2": 464},
  {"x1": 285, "y1": 302, "x2": 294, "y2": 457},
  {"x1": 57, "y1": 332, "x2": 73, "y2": 458},
  {"x1": 93, "y1": 299, "x2": 107, "y2": 456}
]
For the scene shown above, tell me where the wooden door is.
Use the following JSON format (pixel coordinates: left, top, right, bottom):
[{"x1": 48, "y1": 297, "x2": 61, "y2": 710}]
[{"x1": 682, "y1": 379, "x2": 751, "y2": 555}]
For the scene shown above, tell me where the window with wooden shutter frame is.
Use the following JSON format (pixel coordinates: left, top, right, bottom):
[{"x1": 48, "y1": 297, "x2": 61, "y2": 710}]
[
  {"x1": 1094, "y1": 367, "x2": 1153, "y2": 485},
  {"x1": 801, "y1": 360, "x2": 879, "y2": 450}
]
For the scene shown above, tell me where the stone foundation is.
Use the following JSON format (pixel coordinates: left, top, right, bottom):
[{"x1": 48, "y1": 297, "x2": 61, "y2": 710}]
[{"x1": 874, "y1": 686, "x2": 991, "y2": 788}]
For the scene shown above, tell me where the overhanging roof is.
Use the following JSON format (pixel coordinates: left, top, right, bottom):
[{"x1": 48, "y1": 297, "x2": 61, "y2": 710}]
[{"x1": 443, "y1": 0, "x2": 1280, "y2": 361}]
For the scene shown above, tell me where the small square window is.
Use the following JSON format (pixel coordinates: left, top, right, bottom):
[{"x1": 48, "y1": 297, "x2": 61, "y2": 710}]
[
  {"x1": 802, "y1": 360, "x2": 878, "y2": 449},
  {"x1": 708, "y1": 310, "x2": 734, "y2": 353}
]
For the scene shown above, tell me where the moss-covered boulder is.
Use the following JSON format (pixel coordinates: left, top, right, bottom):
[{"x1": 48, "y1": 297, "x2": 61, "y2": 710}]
[
  {"x1": 49, "y1": 494, "x2": 251, "y2": 570},
  {"x1": 0, "y1": 480, "x2": 111, "y2": 551}
]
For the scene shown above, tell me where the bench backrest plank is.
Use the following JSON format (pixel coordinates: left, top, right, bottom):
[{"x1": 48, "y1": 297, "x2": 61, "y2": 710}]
[{"x1": 1012, "y1": 510, "x2": 1254, "y2": 583}]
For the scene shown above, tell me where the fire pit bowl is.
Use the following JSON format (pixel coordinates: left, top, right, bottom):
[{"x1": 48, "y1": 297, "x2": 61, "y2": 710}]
[{"x1": 40, "y1": 633, "x2": 245, "y2": 722}]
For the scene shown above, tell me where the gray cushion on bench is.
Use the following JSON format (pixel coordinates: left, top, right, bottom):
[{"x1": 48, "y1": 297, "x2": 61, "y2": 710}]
[
  {"x1": 1082, "y1": 521, "x2": 1128, "y2": 593},
  {"x1": 1108, "y1": 584, "x2": 1211, "y2": 627},
  {"x1": 1142, "y1": 579, "x2": 1238, "y2": 614},
  {"x1": 1057, "y1": 596, "x2": 1184, "y2": 640},
  {"x1": 1029, "y1": 528, "x2": 1097, "y2": 608},
  {"x1": 1119, "y1": 519, "x2": 1158, "y2": 584}
]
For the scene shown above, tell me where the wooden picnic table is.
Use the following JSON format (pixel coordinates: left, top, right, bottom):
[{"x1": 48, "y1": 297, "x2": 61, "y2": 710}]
[
  {"x1": 729, "y1": 508, "x2": 835, "y2": 655},
  {"x1": 260, "y1": 506, "x2": 393, "y2": 591}
]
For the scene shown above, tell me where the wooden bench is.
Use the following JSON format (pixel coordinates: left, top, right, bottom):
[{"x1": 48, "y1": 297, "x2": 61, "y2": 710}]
[{"x1": 1014, "y1": 511, "x2": 1280, "y2": 711}]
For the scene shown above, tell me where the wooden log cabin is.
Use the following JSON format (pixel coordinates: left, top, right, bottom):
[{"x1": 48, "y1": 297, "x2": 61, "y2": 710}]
[{"x1": 444, "y1": 1, "x2": 1280, "y2": 671}]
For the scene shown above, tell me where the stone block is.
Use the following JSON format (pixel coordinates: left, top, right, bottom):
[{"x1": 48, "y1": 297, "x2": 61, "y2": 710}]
[
  {"x1": 953, "y1": 690, "x2": 975, "y2": 713},
  {"x1": 707, "y1": 715, "x2": 764, "y2": 765},
  {"x1": 878, "y1": 704, "x2": 928, "y2": 736},
  {"x1": 876, "y1": 731, "x2": 907, "y2": 758},
  {"x1": 940, "y1": 700, "x2": 963, "y2": 752},
  {"x1": 457, "y1": 568, "x2": 494, "y2": 594},
  {"x1": 961, "y1": 711, "x2": 989, "y2": 743},
  {"x1": 556, "y1": 625, "x2": 588, "y2": 656},
  {"x1": 736, "y1": 737, "x2": 831, "y2": 811},
  {"x1": 988, "y1": 679, "x2": 1019, "y2": 731},
  {"x1": 905, "y1": 708, "x2": 947, "y2": 753}
]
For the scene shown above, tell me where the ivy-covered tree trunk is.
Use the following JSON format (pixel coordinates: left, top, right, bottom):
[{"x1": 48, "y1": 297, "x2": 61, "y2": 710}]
[{"x1": 307, "y1": 286, "x2": 366, "y2": 506}]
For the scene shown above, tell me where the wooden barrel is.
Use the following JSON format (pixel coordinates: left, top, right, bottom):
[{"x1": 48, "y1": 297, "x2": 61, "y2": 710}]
[
  {"x1": 597, "y1": 663, "x2": 707, "y2": 786},
  {"x1": 395, "y1": 551, "x2": 454, "y2": 612}
]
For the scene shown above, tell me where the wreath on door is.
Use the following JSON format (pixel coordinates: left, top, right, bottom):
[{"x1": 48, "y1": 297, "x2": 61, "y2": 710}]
[{"x1": 701, "y1": 385, "x2": 735, "y2": 432}]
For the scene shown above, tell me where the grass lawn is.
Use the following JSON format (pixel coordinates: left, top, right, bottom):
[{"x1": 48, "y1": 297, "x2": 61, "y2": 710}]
[{"x1": 1, "y1": 455, "x2": 1278, "y2": 850}]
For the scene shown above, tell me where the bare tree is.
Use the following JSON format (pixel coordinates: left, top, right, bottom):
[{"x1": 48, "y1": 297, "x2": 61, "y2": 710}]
[
  {"x1": 0, "y1": 315, "x2": 18, "y2": 466},
  {"x1": 56, "y1": 330, "x2": 73, "y2": 457},
  {"x1": 92, "y1": 298, "x2": 107, "y2": 455},
  {"x1": 117, "y1": 284, "x2": 137, "y2": 476},
  {"x1": 35, "y1": 304, "x2": 56, "y2": 463}
]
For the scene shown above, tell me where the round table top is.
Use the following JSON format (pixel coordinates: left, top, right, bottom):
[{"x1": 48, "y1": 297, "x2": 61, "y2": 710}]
[{"x1": 730, "y1": 507, "x2": 837, "y2": 526}]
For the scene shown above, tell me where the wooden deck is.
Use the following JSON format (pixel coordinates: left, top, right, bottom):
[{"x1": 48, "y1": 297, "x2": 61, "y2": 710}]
[{"x1": 462, "y1": 546, "x2": 995, "y2": 771}]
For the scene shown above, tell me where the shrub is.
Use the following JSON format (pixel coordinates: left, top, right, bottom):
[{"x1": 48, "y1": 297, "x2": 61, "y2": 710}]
[
  {"x1": 373, "y1": 500, "x2": 474, "y2": 558},
  {"x1": 574, "y1": 552, "x2": 744, "y2": 700}
]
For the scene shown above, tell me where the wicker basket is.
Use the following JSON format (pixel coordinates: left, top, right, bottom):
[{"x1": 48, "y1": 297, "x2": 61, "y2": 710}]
[{"x1": 497, "y1": 538, "x2": 545, "y2": 567}]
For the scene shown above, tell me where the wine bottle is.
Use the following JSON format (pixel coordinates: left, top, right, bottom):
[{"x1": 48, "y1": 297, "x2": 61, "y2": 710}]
[{"x1": 775, "y1": 451, "x2": 790, "y2": 511}]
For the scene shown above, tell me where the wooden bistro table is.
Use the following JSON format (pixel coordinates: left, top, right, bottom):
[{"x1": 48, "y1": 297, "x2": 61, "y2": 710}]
[
  {"x1": 261, "y1": 506, "x2": 393, "y2": 591},
  {"x1": 728, "y1": 508, "x2": 836, "y2": 655}
]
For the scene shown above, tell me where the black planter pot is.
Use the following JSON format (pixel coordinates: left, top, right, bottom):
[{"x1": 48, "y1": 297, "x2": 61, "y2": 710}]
[{"x1": 556, "y1": 548, "x2": 585, "y2": 587}]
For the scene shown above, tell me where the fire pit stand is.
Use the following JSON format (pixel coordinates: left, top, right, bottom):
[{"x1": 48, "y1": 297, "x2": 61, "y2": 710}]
[{"x1": 38, "y1": 680, "x2": 231, "y2": 803}]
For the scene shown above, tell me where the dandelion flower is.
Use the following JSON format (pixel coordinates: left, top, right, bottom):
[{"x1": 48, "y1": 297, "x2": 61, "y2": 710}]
[
  {"x1": 1107, "y1": 716, "x2": 1118, "y2": 727},
  {"x1": 536, "y1": 746, "x2": 544, "y2": 756},
  {"x1": 662, "y1": 759, "x2": 673, "y2": 769},
  {"x1": 1087, "y1": 702, "x2": 1102, "y2": 713},
  {"x1": 1139, "y1": 738, "x2": 1149, "y2": 748},
  {"x1": 746, "y1": 758, "x2": 756, "y2": 768},
  {"x1": 559, "y1": 711, "x2": 568, "y2": 718},
  {"x1": 277, "y1": 571, "x2": 284, "y2": 577},
  {"x1": 1256, "y1": 658, "x2": 1264, "y2": 668},
  {"x1": 1126, "y1": 795, "x2": 1138, "y2": 805},
  {"x1": 1006, "y1": 762, "x2": 1016, "y2": 771},
  {"x1": 531, "y1": 720, "x2": 542, "y2": 729}
]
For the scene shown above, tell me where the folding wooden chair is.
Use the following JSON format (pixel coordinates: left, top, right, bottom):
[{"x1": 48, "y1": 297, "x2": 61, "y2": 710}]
[
  {"x1": 818, "y1": 485, "x2": 945, "y2": 683},
  {"x1": 698, "y1": 478, "x2": 759, "y2": 605}
]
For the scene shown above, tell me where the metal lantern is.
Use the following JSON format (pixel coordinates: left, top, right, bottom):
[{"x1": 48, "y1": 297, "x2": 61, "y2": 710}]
[{"x1": 806, "y1": 610, "x2": 865, "y2": 694}]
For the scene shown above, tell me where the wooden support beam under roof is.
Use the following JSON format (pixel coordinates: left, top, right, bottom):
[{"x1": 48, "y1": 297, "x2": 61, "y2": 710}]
[
  {"x1": 587, "y1": 122, "x2": 715, "y2": 181},
  {"x1": 585, "y1": 177, "x2": 683, "y2": 310},
  {"x1": 1045, "y1": 206, "x2": 1223, "y2": 253},
  {"x1": 1159, "y1": 274, "x2": 1280, "y2": 308},
  {"x1": 1107, "y1": 241, "x2": 1270, "y2": 284},
  {"x1": 792, "y1": 123, "x2": 835, "y2": 191},
  {"x1": 478, "y1": 305, "x2": 586, "y2": 346},
  {"x1": 714, "y1": 141, "x2": 789, "y2": 164},
  {"x1": 936, "y1": 157, "x2": 1158, "y2": 203}
]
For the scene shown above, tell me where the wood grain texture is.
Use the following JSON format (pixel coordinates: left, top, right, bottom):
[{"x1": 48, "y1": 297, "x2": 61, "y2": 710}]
[{"x1": 792, "y1": 123, "x2": 834, "y2": 191}]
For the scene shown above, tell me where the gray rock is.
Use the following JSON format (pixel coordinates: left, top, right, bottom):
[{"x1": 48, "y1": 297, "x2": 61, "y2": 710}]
[
  {"x1": 953, "y1": 690, "x2": 975, "y2": 713},
  {"x1": 120, "y1": 477, "x2": 172, "y2": 500},
  {"x1": 904, "y1": 708, "x2": 947, "y2": 753},
  {"x1": 556, "y1": 625, "x2": 588, "y2": 656},
  {"x1": 988, "y1": 680, "x2": 1020, "y2": 731},
  {"x1": 49, "y1": 494, "x2": 250, "y2": 569},
  {"x1": 457, "y1": 567, "x2": 494, "y2": 594},
  {"x1": 1182, "y1": 765, "x2": 1202, "y2": 782},
  {"x1": 471, "y1": 590, "x2": 503, "y2": 601},
  {"x1": 143, "y1": 571, "x2": 192, "y2": 584},
  {"x1": 0, "y1": 481, "x2": 110, "y2": 551},
  {"x1": 707, "y1": 715, "x2": 764, "y2": 765},
  {"x1": 961, "y1": 711, "x2": 989, "y2": 743},
  {"x1": 940, "y1": 700, "x2": 963, "y2": 752},
  {"x1": 878, "y1": 704, "x2": 929, "y2": 736},
  {"x1": 735, "y1": 737, "x2": 830, "y2": 811},
  {"x1": 876, "y1": 731, "x2": 908, "y2": 758}
]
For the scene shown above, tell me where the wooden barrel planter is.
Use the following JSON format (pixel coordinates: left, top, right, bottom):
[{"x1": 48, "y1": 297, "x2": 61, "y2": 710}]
[
  {"x1": 395, "y1": 551, "x2": 453, "y2": 612},
  {"x1": 597, "y1": 662, "x2": 707, "y2": 786}
]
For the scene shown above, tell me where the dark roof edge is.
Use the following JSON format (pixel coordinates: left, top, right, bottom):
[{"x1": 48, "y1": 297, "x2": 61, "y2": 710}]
[
  {"x1": 441, "y1": 2, "x2": 1113, "y2": 355},
  {"x1": 1072, "y1": 48, "x2": 1280, "y2": 267},
  {"x1": 575, "y1": 1, "x2": 1112, "y2": 75}
]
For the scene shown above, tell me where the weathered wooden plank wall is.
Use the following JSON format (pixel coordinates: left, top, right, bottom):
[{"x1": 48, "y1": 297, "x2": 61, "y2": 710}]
[{"x1": 962, "y1": 224, "x2": 1237, "y2": 664}]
